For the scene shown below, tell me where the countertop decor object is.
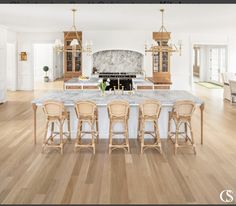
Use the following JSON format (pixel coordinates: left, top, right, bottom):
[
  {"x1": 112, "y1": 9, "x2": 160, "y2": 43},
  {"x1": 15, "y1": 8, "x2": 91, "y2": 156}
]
[
  {"x1": 78, "y1": 75, "x2": 89, "y2": 81},
  {"x1": 98, "y1": 78, "x2": 110, "y2": 96}
]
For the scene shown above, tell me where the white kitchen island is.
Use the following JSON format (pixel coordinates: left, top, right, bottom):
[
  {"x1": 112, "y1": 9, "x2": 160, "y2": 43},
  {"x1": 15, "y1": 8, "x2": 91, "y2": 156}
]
[{"x1": 32, "y1": 90, "x2": 204, "y2": 145}]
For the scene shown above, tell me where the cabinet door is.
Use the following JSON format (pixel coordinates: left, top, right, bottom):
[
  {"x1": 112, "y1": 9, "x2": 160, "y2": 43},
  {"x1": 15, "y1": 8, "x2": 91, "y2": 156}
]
[
  {"x1": 162, "y1": 52, "x2": 169, "y2": 72},
  {"x1": 153, "y1": 52, "x2": 160, "y2": 72},
  {"x1": 74, "y1": 52, "x2": 82, "y2": 72},
  {"x1": 65, "y1": 51, "x2": 73, "y2": 72}
]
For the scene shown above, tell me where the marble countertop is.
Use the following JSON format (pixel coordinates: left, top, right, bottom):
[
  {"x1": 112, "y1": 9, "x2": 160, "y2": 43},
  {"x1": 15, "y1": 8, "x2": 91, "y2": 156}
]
[
  {"x1": 32, "y1": 90, "x2": 204, "y2": 107},
  {"x1": 64, "y1": 77, "x2": 99, "y2": 86},
  {"x1": 132, "y1": 78, "x2": 153, "y2": 87},
  {"x1": 64, "y1": 77, "x2": 154, "y2": 87}
]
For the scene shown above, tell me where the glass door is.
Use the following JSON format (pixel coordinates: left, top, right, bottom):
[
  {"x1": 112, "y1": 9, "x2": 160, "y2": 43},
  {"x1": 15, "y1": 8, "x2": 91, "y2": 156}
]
[{"x1": 209, "y1": 47, "x2": 227, "y2": 85}]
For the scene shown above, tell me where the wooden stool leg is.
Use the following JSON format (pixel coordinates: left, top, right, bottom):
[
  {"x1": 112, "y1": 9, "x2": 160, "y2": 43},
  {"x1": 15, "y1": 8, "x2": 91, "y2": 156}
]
[
  {"x1": 154, "y1": 120, "x2": 159, "y2": 142},
  {"x1": 125, "y1": 119, "x2": 130, "y2": 153},
  {"x1": 79, "y1": 121, "x2": 83, "y2": 144},
  {"x1": 140, "y1": 119, "x2": 145, "y2": 154},
  {"x1": 76, "y1": 120, "x2": 81, "y2": 145},
  {"x1": 189, "y1": 121, "x2": 196, "y2": 155},
  {"x1": 91, "y1": 120, "x2": 96, "y2": 154},
  {"x1": 96, "y1": 117, "x2": 99, "y2": 143},
  {"x1": 49, "y1": 122, "x2": 54, "y2": 143},
  {"x1": 167, "y1": 112, "x2": 171, "y2": 141},
  {"x1": 184, "y1": 122, "x2": 188, "y2": 142},
  {"x1": 79, "y1": 120, "x2": 83, "y2": 145},
  {"x1": 137, "y1": 111, "x2": 141, "y2": 142},
  {"x1": 60, "y1": 121, "x2": 63, "y2": 155},
  {"x1": 155, "y1": 120, "x2": 162, "y2": 154},
  {"x1": 109, "y1": 120, "x2": 112, "y2": 154},
  {"x1": 175, "y1": 121, "x2": 180, "y2": 155},
  {"x1": 67, "y1": 113, "x2": 71, "y2": 141},
  {"x1": 153, "y1": 120, "x2": 157, "y2": 142},
  {"x1": 42, "y1": 120, "x2": 49, "y2": 153}
]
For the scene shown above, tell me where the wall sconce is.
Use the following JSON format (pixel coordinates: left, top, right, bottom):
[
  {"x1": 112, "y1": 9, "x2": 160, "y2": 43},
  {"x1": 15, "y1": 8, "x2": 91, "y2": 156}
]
[{"x1": 20, "y1": 52, "x2": 27, "y2": 61}]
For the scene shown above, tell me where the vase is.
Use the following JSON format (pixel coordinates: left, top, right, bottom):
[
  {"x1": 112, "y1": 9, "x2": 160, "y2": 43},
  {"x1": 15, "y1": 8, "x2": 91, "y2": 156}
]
[{"x1": 100, "y1": 90, "x2": 106, "y2": 96}]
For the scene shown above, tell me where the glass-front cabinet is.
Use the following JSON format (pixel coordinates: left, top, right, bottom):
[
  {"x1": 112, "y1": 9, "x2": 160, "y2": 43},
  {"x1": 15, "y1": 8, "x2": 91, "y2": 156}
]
[
  {"x1": 151, "y1": 32, "x2": 172, "y2": 87},
  {"x1": 64, "y1": 31, "x2": 82, "y2": 81},
  {"x1": 153, "y1": 51, "x2": 170, "y2": 73}
]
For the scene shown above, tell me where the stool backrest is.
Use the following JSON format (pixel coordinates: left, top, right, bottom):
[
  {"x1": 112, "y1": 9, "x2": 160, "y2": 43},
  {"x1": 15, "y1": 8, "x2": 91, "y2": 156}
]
[
  {"x1": 43, "y1": 100, "x2": 65, "y2": 118},
  {"x1": 173, "y1": 100, "x2": 195, "y2": 118},
  {"x1": 75, "y1": 100, "x2": 97, "y2": 118},
  {"x1": 140, "y1": 99, "x2": 161, "y2": 118},
  {"x1": 229, "y1": 80, "x2": 236, "y2": 94},
  {"x1": 107, "y1": 100, "x2": 130, "y2": 119}
]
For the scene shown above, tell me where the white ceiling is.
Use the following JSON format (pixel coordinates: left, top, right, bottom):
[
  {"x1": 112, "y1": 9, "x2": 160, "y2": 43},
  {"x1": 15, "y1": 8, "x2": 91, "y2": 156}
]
[{"x1": 0, "y1": 4, "x2": 236, "y2": 33}]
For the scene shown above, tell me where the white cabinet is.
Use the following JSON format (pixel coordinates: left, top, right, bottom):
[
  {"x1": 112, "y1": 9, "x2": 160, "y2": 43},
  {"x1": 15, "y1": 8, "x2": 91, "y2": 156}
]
[{"x1": 0, "y1": 28, "x2": 7, "y2": 103}]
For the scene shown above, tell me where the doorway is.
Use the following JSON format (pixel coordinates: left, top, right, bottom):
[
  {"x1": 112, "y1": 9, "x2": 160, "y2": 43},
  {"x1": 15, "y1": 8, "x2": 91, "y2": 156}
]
[
  {"x1": 193, "y1": 46, "x2": 200, "y2": 82},
  {"x1": 33, "y1": 43, "x2": 64, "y2": 90},
  {"x1": 192, "y1": 44, "x2": 227, "y2": 88},
  {"x1": 33, "y1": 43, "x2": 54, "y2": 90}
]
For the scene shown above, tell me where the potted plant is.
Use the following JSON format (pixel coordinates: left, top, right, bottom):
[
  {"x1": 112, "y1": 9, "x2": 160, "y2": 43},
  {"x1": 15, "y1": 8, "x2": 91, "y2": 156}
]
[
  {"x1": 43, "y1": 66, "x2": 49, "y2": 82},
  {"x1": 98, "y1": 78, "x2": 110, "y2": 96}
]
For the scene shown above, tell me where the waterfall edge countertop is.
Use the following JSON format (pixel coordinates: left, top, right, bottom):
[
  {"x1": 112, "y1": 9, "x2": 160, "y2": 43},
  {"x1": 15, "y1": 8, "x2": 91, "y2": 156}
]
[
  {"x1": 32, "y1": 90, "x2": 203, "y2": 106},
  {"x1": 64, "y1": 77, "x2": 154, "y2": 89}
]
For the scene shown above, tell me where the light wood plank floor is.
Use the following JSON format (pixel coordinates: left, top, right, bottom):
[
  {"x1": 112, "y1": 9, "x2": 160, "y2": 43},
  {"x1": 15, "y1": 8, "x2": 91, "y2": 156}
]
[{"x1": 0, "y1": 81, "x2": 235, "y2": 204}]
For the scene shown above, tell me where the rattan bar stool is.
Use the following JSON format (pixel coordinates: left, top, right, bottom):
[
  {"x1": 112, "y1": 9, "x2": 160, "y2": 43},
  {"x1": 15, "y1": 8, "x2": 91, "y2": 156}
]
[
  {"x1": 74, "y1": 100, "x2": 98, "y2": 154},
  {"x1": 42, "y1": 100, "x2": 71, "y2": 154},
  {"x1": 167, "y1": 100, "x2": 196, "y2": 155},
  {"x1": 107, "y1": 100, "x2": 130, "y2": 154},
  {"x1": 137, "y1": 100, "x2": 162, "y2": 154}
]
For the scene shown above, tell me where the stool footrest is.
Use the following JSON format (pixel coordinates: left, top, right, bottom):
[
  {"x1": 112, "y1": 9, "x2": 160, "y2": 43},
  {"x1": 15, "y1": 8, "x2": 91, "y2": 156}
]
[
  {"x1": 109, "y1": 144, "x2": 129, "y2": 148},
  {"x1": 75, "y1": 144, "x2": 94, "y2": 147}
]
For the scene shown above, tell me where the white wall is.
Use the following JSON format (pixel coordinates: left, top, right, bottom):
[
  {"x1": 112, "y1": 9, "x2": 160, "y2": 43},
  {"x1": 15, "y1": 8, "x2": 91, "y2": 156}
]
[
  {"x1": 17, "y1": 32, "x2": 63, "y2": 90},
  {"x1": 82, "y1": 30, "x2": 152, "y2": 77},
  {"x1": 33, "y1": 43, "x2": 54, "y2": 82},
  {"x1": 6, "y1": 31, "x2": 17, "y2": 91},
  {"x1": 0, "y1": 27, "x2": 7, "y2": 103},
  {"x1": 170, "y1": 33, "x2": 191, "y2": 90},
  {"x1": 6, "y1": 43, "x2": 17, "y2": 91}
]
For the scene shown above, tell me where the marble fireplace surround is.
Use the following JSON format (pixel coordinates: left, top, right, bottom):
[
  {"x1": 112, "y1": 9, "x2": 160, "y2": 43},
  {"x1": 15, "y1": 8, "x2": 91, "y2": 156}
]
[{"x1": 92, "y1": 50, "x2": 143, "y2": 73}]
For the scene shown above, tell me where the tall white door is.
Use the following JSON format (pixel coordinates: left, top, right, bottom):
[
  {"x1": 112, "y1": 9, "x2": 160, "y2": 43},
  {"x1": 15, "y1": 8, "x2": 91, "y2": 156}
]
[
  {"x1": 6, "y1": 43, "x2": 17, "y2": 91},
  {"x1": 209, "y1": 47, "x2": 227, "y2": 84}
]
